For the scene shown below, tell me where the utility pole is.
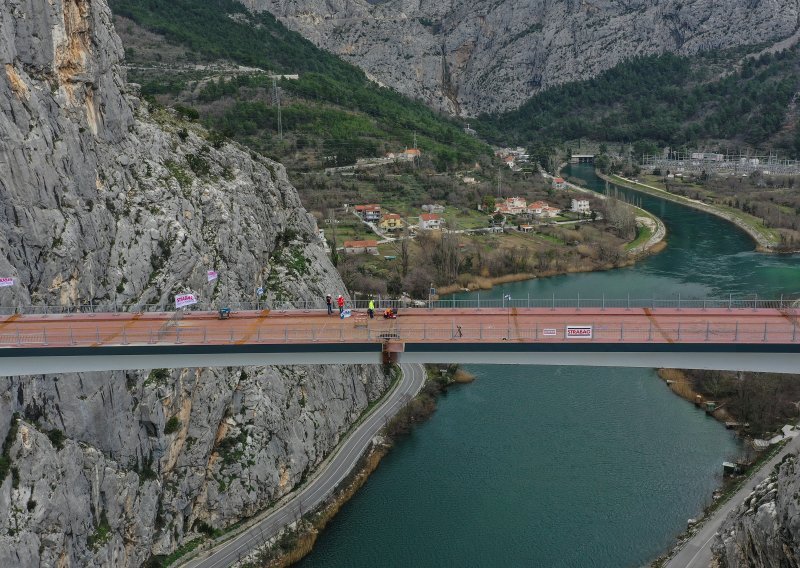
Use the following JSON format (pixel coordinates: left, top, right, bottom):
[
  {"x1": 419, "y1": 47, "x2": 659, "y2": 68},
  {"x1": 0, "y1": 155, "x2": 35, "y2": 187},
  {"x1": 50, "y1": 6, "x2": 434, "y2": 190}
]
[
  {"x1": 272, "y1": 77, "x2": 283, "y2": 141},
  {"x1": 497, "y1": 166, "x2": 502, "y2": 197}
]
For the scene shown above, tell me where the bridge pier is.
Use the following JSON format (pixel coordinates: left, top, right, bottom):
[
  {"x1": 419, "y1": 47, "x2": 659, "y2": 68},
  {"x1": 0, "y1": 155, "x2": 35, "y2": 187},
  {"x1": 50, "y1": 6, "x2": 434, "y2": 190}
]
[{"x1": 382, "y1": 341, "x2": 404, "y2": 364}]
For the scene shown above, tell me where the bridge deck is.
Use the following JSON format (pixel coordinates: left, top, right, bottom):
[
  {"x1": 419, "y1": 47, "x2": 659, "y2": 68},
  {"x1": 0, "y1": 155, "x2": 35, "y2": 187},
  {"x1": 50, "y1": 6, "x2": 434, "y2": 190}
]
[{"x1": 0, "y1": 307, "x2": 796, "y2": 348}]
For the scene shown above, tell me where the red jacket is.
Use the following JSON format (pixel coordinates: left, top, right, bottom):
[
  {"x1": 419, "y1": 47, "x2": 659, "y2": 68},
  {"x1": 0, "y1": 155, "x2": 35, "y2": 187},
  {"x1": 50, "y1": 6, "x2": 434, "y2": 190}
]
[{"x1": 337, "y1": 297, "x2": 345, "y2": 308}]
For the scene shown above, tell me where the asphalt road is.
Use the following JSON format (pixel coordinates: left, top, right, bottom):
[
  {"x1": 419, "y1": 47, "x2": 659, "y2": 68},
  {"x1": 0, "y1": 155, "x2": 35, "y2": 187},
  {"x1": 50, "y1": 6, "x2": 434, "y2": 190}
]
[
  {"x1": 665, "y1": 434, "x2": 800, "y2": 568},
  {"x1": 182, "y1": 362, "x2": 426, "y2": 568}
]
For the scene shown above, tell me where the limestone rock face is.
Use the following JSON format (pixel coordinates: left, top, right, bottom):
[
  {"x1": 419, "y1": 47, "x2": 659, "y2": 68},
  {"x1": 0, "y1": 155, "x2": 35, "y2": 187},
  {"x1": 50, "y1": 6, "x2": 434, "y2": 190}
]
[
  {"x1": 0, "y1": 1, "x2": 389, "y2": 565},
  {"x1": 714, "y1": 452, "x2": 800, "y2": 567},
  {"x1": 245, "y1": 0, "x2": 800, "y2": 115}
]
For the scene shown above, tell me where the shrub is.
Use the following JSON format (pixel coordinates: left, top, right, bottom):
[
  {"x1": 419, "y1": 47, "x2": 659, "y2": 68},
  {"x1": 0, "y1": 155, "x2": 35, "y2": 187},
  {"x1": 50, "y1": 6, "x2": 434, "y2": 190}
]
[
  {"x1": 164, "y1": 416, "x2": 182, "y2": 435},
  {"x1": 47, "y1": 429, "x2": 65, "y2": 450}
]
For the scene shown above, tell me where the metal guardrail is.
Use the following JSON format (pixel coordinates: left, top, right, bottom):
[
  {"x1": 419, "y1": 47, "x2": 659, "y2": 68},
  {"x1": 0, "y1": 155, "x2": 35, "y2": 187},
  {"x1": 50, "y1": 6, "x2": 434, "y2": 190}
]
[
  {"x1": 0, "y1": 321, "x2": 796, "y2": 348},
  {"x1": 0, "y1": 295, "x2": 797, "y2": 315}
]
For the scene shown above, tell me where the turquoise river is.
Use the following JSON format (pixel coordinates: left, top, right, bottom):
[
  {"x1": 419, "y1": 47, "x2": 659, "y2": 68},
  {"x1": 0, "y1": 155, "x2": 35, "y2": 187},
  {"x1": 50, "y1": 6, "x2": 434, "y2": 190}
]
[{"x1": 299, "y1": 165, "x2": 800, "y2": 567}]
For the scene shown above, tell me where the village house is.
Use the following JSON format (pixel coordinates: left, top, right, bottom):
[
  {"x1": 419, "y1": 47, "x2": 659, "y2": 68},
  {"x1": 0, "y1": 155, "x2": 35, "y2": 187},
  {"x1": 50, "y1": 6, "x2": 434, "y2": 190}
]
[
  {"x1": 463, "y1": 176, "x2": 477, "y2": 184},
  {"x1": 495, "y1": 197, "x2": 527, "y2": 215},
  {"x1": 541, "y1": 205, "x2": 562, "y2": 218},
  {"x1": 420, "y1": 213, "x2": 443, "y2": 230},
  {"x1": 527, "y1": 200, "x2": 561, "y2": 218},
  {"x1": 527, "y1": 200, "x2": 547, "y2": 216},
  {"x1": 552, "y1": 177, "x2": 566, "y2": 190},
  {"x1": 571, "y1": 199, "x2": 591, "y2": 215},
  {"x1": 343, "y1": 240, "x2": 379, "y2": 255},
  {"x1": 422, "y1": 204, "x2": 445, "y2": 214},
  {"x1": 355, "y1": 204, "x2": 381, "y2": 222},
  {"x1": 400, "y1": 148, "x2": 421, "y2": 161},
  {"x1": 379, "y1": 213, "x2": 404, "y2": 231}
]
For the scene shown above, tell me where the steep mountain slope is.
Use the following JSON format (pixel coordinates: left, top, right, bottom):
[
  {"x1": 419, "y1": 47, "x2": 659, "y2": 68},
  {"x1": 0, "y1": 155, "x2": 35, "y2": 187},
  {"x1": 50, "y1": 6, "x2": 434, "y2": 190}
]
[
  {"x1": 0, "y1": 0, "x2": 387, "y2": 565},
  {"x1": 477, "y1": 48, "x2": 800, "y2": 153},
  {"x1": 109, "y1": 0, "x2": 489, "y2": 171},
  {"x1": 246, "y1": 0, "x2": 800, "y2": 116},
  {"x1": 714, "y1": 451, "x2": 800, "y2": 566}
]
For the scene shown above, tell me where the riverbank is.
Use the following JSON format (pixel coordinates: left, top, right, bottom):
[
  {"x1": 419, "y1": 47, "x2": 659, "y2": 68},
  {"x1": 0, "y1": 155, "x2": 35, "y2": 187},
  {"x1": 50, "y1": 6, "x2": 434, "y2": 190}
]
[
  {"x1": 243, "y1": 365, "x2": 469, "y2": 567},
  {"x1": 596, "y1": 172, "x2": 781, "y2": 251},
  {"x1": 656, "y1": 369, "x2": 734, "y2": 424},
  {"x1": 548, "y1": 170, "x2": 668, "y2": 258}
]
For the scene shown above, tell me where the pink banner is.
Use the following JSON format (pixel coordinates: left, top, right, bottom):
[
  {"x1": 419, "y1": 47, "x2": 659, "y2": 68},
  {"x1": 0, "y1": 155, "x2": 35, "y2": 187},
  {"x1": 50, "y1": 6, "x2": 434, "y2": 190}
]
[
  {"x1": 0, "y1": 277, "x2": 14, "y2": 287},
  {"x1": 175, "y1": 293, "x2": 198, "y2": 309},
  {"x1": 207, "y1": 270, "x2": 218, "y2": 282}
]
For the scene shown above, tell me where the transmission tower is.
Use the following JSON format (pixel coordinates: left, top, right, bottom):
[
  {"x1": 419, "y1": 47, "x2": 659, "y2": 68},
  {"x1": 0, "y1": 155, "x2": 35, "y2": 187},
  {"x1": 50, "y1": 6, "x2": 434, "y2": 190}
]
[{"x1": 272, "y1": 78, "x2": 283, "y2": 141}]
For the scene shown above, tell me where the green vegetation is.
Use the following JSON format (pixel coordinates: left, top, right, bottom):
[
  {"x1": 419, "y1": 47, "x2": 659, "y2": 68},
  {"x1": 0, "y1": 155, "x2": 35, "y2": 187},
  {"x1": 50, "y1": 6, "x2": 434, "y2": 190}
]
[
  {"x1": 145, "y1": 368, "x2": 170, "y2": 387},
  {"x1": 110, "y1": 0, "x2": 489, "y2": 170},
  {"x1": 88, "y1": 512, "x2": 113, "y2": 550},
  {"x1": 624, "y1": 223, "x2": 653, "y2": 251},
  {"x1": 148, "y1": 536, "x2": 205, "y2": 567},
  {"x1": 164, "y1": 416, "x2": 182, "y2": 435},
  {"x1": 46, "y1": 429, "x2": 65, "y2": 450},
  {"x1": 0, "y1": 413, "x2": 20, "y2": 483},
  {"x1": 478, "y1": 48, "x2": 800, "y2": 154}
]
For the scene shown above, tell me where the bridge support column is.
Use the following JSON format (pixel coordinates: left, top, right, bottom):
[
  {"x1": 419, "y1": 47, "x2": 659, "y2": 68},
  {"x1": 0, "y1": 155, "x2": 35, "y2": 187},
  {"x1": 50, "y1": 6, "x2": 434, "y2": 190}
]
[{"x1": 382, "y1": 341, "x2": 404, "y2": 364}]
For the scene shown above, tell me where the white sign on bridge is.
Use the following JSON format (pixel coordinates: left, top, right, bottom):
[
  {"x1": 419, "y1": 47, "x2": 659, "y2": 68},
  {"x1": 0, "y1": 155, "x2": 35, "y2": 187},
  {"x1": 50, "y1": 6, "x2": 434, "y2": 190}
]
[
  {"x1": 566, "y1": 325, "x2": 593, "y2": 339},
  {"x1": 542, "y1": 328, "x2": 557, "y2": 337},
  {"x1": 175, "y1": 293, "x2": 198, "y2": 309}
]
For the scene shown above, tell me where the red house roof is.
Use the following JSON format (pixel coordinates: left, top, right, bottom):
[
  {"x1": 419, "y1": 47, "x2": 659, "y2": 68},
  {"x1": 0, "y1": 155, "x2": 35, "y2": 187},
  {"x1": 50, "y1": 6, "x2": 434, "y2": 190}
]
[
  {"x1": 344, "y1": 240, "x2": 378, "y2": 248},
  {"x1": 420, "y1": 213, "x2": 441, "y2": 221}
]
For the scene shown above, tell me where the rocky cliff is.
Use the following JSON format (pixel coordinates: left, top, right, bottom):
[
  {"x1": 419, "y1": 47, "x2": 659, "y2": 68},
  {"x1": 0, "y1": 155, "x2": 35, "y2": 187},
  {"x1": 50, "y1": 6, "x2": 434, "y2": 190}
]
[
  {"x1": 714, "y1": 451, "x2": 800, "y2": 566},
  {"x1": 0, "y1": 1, "x2": 388, "y2": 566},
  {"x1": 244, "y1": 0, "x2": 800, "y2": 115}
]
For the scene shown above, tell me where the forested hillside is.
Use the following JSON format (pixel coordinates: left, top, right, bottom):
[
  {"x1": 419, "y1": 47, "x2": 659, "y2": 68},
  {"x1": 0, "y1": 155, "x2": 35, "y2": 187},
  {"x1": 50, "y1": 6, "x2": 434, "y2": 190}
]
[
  {"x1": 478, "y1": 47, "x2": 800, "y2": 155},
  {"x1": 110, "y1": 0, "x2": 489, "y2": 170}
]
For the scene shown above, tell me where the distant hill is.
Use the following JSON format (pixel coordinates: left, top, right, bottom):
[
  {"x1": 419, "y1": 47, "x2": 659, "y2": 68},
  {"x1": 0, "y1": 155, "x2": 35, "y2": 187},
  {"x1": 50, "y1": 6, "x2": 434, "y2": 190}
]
[
  {"x1": 475, "y1": 47, "x2": 800, "y2": 157},
  {"x1": 110, "y1": 0, "x2": 489, "y2": 171}
]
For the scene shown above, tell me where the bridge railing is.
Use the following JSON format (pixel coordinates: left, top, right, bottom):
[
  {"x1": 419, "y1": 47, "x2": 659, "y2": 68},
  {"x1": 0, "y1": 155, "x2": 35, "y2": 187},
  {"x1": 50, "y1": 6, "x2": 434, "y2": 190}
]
[
  {"x1": 0, "y1": 320, "x2": 796, "y2": 348},
  {"x1": 0, "y1": 295, "x2": 798, "y2": 315}
]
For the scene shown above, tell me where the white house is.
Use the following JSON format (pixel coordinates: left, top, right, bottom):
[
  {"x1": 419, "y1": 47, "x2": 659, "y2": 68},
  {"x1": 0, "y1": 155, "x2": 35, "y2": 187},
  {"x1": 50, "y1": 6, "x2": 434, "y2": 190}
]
[
  {"x1": 571, "y1": 199, "x2": 591, "y2": 215},
  {"x1": 541, "y1": 206, "x2": 561, "y2": 218},
  {"x1": 355, "y1": 204, "x2": 381, "y2": 222},
  {"x1": 420, "y1": 213, "x2": 443, "y2": 230},
  {"x1": 552, "y1": 177, "x2": 566, "y2": 190},
  {"x1": 495, "y1": 197, "x2": 527, "y2": 215}
]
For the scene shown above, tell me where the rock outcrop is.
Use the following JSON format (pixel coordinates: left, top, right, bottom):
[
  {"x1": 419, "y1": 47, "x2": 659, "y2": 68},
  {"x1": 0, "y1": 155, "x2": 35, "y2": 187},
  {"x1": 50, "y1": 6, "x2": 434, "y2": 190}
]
[
  {"x1": 245, "y1": 0, "x2": 800, "y2": 115},
  {"x1": 714, "y1": 452, "x2": 800, "y2": 566},
  {"x1": 0, "y1": 1, "x2": 388, "y2": 565}
]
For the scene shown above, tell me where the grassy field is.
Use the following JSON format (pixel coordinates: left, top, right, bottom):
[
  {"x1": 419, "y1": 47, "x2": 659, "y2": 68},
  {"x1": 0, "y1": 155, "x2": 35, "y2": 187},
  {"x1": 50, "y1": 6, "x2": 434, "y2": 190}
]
[{"x1": 624, "y1": 224, "x2": 653, "y2": 251}]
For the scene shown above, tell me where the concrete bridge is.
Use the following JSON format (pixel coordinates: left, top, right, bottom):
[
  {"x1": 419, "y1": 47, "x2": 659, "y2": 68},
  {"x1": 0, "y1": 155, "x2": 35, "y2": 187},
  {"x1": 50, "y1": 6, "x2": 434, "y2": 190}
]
[{"x1": 0, "y1": 306, "x2": 798, "y2": 376}]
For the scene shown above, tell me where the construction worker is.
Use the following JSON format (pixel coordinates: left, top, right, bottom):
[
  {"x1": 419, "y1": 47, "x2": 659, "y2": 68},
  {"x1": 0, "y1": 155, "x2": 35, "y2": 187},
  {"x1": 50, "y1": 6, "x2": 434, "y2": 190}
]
[
  {"x1": 337, "y1": 295, "x2": 345, "y2": 315},
  {"x1": 368, "y1": 298, "x2": 375, "y2": 319}
]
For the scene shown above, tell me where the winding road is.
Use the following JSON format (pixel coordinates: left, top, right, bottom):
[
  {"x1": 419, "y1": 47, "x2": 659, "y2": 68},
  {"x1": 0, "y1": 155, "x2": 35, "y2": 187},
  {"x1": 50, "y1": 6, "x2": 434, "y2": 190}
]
[
  {"x1": 182, "y1": 362, "x2": 426, "y2": 568},
  {"x1": 665, "y1": 434, "x2": 800, "y2": 568}
]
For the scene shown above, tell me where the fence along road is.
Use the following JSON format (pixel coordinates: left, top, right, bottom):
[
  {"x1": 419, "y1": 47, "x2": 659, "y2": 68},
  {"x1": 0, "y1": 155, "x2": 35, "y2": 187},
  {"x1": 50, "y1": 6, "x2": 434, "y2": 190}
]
[{"x1": 0, "y1": 306, "x2": 799, "y2": 375}]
